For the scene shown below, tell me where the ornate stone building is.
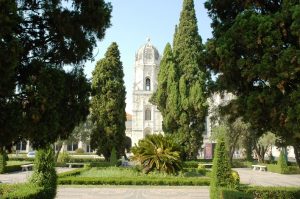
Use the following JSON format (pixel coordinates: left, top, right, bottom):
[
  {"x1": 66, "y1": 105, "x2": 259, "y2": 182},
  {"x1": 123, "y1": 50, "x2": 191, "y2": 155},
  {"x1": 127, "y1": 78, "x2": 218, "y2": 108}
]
[{"x1": 129, "y1": 39, "x2": 163, "y2": 146}]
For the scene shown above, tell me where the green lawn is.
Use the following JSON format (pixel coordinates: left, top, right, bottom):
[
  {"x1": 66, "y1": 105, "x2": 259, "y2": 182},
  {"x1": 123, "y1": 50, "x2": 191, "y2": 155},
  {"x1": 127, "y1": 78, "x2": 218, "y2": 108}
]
[
  {"x1": 7, "y1": 160, "x2": 32, "y2": 166},
  {"x1": 58, "y1": 167, "x2": 211, "y2": 186}
]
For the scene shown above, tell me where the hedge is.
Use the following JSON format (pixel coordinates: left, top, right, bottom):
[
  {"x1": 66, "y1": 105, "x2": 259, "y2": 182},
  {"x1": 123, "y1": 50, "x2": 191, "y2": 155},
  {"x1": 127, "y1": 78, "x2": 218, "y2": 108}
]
[
  {"x1": 220, "y1": 188, "x2": 252, "y2": 199},
  {"x1": 5, "y1": 165, "x2": 22, "y2": 173},
  {"x1": 0, "y1": 183, "x2": 43, "y2": 199},
  {"x1": 220, "y1": 187, "x2": 300, "y2": 199},
  {"x1": 246, "y1": 187, "x2": 300, "y2": 199},
  {"x1": 58, "y1": 167, "x2": 88, "y2": 178},
  {"x1": 58, "y1": 176, "x2": 210, "y2": 186}
]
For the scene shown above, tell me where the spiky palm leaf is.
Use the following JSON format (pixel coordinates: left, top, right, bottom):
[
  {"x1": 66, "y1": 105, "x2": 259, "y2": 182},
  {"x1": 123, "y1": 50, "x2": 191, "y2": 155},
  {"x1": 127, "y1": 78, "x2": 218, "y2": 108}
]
[{"x1": 132, "y1": 134, "x2": 182, "y2": 174}]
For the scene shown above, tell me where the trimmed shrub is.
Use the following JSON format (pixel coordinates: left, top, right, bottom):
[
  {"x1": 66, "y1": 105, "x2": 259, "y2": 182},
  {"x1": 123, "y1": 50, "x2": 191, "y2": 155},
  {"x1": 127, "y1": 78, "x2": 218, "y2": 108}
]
[
  {"x1": 220, "y1": 188, "x2": 252, "y2": 199},
  {"x1": 58, "y1": 167, "x2": 88, "y2": 178},
  {"x1": 30, "y1": 147, "x2": 57, "y2": 199},
  {"x1": 231, "y1": 170, "x2": 240, "y2": 188},
  {"x1": 197, "y1": 164, "x2": 207, "y2": 176},
  {"x1": 110, "y1": 147, "x2": 118, "y2": 166},
  {"x1": 58, "y1": 176, "x2": 210, "y2": 186},
  {"x1": 0, "y1": 151, "x2": 6, "y2": 174},
  {"x1": 210, "y1": 138, "x2": 235, "y2": 199},
  {"x1": 5, "y1": 164, "x2": 22, "y2": 173},
  {"x1": 277, "y1": 150, "x2": 288, "y2": 174},
  {"x1": 0, "y1": 183, "x2": 44, "y2": 199},
  {"x1": 75, "y1": 148, "x2": 85, "y2": 154},
  {"x1": 246, "y1": 186, "x2": 300, "y2": 199},
  {"x1": 57, "y1": 151, "x2": 71, "y2": 163}
]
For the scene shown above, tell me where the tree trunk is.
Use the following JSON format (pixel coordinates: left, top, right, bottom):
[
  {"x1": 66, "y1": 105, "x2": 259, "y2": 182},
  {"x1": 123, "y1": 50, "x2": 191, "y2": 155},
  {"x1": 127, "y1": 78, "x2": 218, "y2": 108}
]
[
  {"x1": 55, "y1": 144, "x2": 63, "y2": 162},
  {"x1": 293, "y1": 145, "x2": 300, "y2": 168}
]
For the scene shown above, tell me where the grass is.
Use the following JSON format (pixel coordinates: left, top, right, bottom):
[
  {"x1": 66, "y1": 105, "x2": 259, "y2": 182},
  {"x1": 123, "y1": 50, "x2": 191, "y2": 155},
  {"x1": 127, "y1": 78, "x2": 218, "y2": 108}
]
[
  {"x1": 6, "y1": 160, "x2": 32, "y2": 166},
  {"x1": 58, "y1": 167, "x2": 211, "y2": 186}
]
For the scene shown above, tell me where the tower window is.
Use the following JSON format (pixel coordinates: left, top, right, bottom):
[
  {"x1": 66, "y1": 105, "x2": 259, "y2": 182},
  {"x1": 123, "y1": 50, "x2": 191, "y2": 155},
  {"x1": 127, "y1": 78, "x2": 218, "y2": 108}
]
[
  {"x1": 145, "y1": 109, "x2": 151, "y2": 120},
  {"x1": 145, "y1": 78, "x2": 151, "y2": 91}
]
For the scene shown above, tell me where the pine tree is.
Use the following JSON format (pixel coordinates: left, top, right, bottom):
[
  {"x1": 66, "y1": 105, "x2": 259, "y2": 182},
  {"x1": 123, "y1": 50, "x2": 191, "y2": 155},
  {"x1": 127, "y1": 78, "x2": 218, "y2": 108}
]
[
  {"x1": 91, "y1": 42, "x2": 126, "y2": 160},
  {"x1": 172, "y1": 0, "x2": 208, "y2": 159}
]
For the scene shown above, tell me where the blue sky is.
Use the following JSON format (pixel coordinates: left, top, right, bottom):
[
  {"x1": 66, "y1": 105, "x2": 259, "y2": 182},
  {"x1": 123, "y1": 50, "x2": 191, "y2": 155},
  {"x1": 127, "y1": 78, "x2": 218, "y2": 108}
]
[{"x1": 84, "y1": 0, "x2": 212, "y2": 113}]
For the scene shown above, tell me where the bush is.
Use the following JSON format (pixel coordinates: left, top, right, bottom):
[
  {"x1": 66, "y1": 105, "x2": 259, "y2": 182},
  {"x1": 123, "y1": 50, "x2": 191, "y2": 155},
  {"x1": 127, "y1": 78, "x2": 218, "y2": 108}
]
[
  {"x1": 246, "y1": 186, "x2": 300, "y2": 199},
  {"x1": 231, "y1": 170, "x2": 240, "y2": 188},
  {"x1": 220, "y1": 188, "x2": 252, "y2": 199},
  {"x1": 0, "y1": 151, "x2": 6, "y2": 174},
  {"x1": 210, "y1": 138, "x2": 235, "y2": 199},
  {"x1": 277, "y1": 151, "x2": 288, "y2": 174},
  {"x1": 5, "y1": 164, "x2": 22, "y2": 173},
  {"x1": 197, "y1": 164, "x2": 207, "y2": 175},
  {"x1": 58, "y1": 176, "x2": 210, "y2": 186},
  {"x1": 57, "y1": 151, "x2": 71, "y2": 163},
  {"x1": 75, "y1": 148, "x2": 85, "y2": 154},
  {"x1": 30, "y1": 147, "x2": 57, "y2": 199},
  {"x1": 0, "y1": 183, "x2": 44, "y2": 199},
  {"x1": 131, "y1": 134, "x2": 182, "y2": 174},
  {"x1": 58, "y1": 167, "x2": 88, "y2": 178}
]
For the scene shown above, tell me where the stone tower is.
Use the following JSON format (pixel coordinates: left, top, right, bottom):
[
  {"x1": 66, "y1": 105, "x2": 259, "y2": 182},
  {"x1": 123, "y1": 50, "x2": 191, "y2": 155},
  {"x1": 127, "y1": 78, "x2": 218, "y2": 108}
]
[{"x1": 131, "y1": 38, "x2": 163, "y2": 145}]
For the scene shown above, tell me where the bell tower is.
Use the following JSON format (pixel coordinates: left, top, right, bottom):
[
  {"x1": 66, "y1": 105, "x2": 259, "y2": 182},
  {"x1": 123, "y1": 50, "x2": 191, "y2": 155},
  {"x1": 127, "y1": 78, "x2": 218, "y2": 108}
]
[{"x1": 131, "y1": 39, "x2": 163, "y2": 145}]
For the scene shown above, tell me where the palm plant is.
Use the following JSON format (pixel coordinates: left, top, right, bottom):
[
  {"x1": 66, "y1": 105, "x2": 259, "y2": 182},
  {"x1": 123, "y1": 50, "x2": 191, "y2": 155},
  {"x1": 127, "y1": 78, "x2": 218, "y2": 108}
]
[{"x1": 131, "y1": 134, "x2": 182, "y2": 174}]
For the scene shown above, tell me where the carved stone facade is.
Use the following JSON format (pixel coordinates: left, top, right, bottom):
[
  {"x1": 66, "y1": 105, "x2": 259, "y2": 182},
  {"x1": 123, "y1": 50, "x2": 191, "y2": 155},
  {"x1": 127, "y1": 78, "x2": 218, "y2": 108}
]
[{"x1": 129, "y1": 39, "x2": 163, "y2": 146}]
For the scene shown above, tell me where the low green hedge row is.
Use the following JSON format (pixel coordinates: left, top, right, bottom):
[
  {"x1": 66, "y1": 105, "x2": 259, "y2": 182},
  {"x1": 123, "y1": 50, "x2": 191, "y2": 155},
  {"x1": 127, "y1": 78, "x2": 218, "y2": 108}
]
[
  {"x1": 220, "y1": 187, "x2": 300, "y2": 199},
  {"x1": 58, "y1": 176, "x2": 210, "y2": 186},
  {"x1": 247, "y1": 186, "x2": 300, "y2": 199},
  {"x1": 8, "y1": 157, "x2": 35, "y2": 162},
  {"x1": 0, "y1": 183, "x2": 43, "y2": 199},
  {"x1": 4, "y1": 165, "x2": 22, "y2": 173},
  {"x1": 183, "y1": 160, "x2": 212, "y2": 168},
  {"x1": 58, "y1": 167, "x2": 88, "y2": 178},
  {"x1": 267, "y1": 164, "x2": 300, "y2": 174}
]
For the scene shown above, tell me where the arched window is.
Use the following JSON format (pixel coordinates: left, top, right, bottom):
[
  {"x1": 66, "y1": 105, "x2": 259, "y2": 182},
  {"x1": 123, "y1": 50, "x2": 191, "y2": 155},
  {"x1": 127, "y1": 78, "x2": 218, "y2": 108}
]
[
  {"x1": 145, "y1": 78, "x2": 151, "y2": 91},
  {"x1": 145, "y1": 109, "x2": 151, "y2": 120}
]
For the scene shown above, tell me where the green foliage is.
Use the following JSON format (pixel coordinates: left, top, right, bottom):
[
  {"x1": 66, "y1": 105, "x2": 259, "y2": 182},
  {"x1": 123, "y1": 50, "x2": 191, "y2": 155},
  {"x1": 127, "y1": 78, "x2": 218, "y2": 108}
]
[
  {"x1": 58, "y1": 176, "x2": 210, "y2": 186},
  {"x1": 75, "y1": 148, "x2": 85, "y2": 154},
  {"x1": 58, "y1": 167, "x2": 89, "y2": 178},
  {"x1": 91, "y1": 42, "x2": 126, "y2": 160},
  {"x1": 30, "y1": 147, "x2": 57, "y2": 199},
  {"x1": 210, "y1": 138, "x2": 235, "y2": 199},
  {"x1": 220, "y1": 188, "x2": 252, "y2": 199},
  {"x1": 153, "y1": 0, "x2": 208, "y2": 160},
  {"x1": 0, "y1": 183, "x2": 43, "y2": 199},
  {"x1": 171, "y1": 0, "x2": 208, "y2": 159},
  {"x1": 246, "y1": 186, "x2": 300, "y2": 199},
  {"x1": 131, "y1": 134, "x2": 182, "y2": 174},
  {"x1": 57, "y1": 151, "x2": 71, "y2": 163},
  {"x1": 278, "y1": 150, "x2": 289, "y2": 174},
  {"x1": 1, "y1": 0, "x2": 111, "y2": 150},
  {"x1": 110, "y1": 147, "x2": 118, "y2": 166},
  {"x1": 205, "y1": 0, "x2": 300, "y2": 167},
  {"x1": 0, "y1": 150, "x2": 6, "y2": 174}
]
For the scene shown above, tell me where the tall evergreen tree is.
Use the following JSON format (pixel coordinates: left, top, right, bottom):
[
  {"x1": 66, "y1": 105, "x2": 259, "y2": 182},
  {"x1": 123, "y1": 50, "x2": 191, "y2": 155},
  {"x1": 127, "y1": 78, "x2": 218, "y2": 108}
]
[
  {"x1": 172, "y1": 0, "x2": 208, "y2": 159},
  {"x1": 205, "y1": 0, "x2": 300, "y2": 166},
  {"x1": 0, "y1": 0, "x2": 112, "y2": 149},
  {"x1": 91, "y1": 42, "x2": 126, "y2": 160},
  {"x1": 152, "y1": 43, "x2": 179, "y2": 133}
]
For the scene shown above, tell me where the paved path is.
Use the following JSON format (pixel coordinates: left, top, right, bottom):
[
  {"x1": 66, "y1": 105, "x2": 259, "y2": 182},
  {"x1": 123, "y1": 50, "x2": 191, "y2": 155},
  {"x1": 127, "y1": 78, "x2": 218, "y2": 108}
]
[
  {"x1": 56, "y1": 186, "x2": 210, "y2": 199},
  {"x1": 234, "y1": 168, "x2": 300, "y2": 186},
  {"x1": 0, "y1": 168, "x2": 74, "y2": 184}
]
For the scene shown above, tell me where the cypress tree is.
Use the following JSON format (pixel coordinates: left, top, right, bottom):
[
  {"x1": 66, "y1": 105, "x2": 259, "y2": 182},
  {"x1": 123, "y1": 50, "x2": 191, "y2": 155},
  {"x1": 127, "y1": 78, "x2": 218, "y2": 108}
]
[
  {"x1": 172, "y1": 0, "x2": 208, "y2": 159},
  {"x1": 152, "y1": 43, "x2": 179, "y2": 133},
  {"x1": 210, "y1": 138, "x2": 234, "y2": 199},
  {"x1": 91, "y1": 42, "x2": 126, "y2": 160}
]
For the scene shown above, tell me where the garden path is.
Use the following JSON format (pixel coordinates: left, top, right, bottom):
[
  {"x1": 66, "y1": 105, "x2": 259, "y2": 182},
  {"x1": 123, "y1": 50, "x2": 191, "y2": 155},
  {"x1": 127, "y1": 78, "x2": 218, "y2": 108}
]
[
  {"x1": 234, "y1": 168, "x2": 300, "y2": 186},
  {"x1": 56, "y1": 186, "x2": 210, "y2": 199},
  {"x1": 0, "y1": 168, "x2": 74, "y2": 184}
]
